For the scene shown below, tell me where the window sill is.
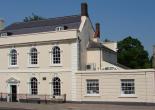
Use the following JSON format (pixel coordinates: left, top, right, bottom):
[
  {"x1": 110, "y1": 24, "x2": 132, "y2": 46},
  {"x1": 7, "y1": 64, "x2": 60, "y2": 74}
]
[
  {"x1": 118, "y1": 94, "x2": 137, "y2": 98},
  {"x1": 49, "y1": 64, "x2": 62, "y2": 67},
  {"x1": 8, "y1": 65, "x2": 19, "y2": 69},
  {"x1": 84, "y1": 94, "x2": 100, "y2": 97},
  {"x1": 27, "y1": 65, "x2": 40, "y2": 68}
]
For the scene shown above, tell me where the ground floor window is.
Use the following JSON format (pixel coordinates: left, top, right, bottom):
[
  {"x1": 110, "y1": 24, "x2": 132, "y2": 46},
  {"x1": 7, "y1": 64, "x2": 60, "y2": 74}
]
[
  {"x1": 30, "y1": 77, "x2": 38, "y2": 95},
  {"x1": 121, "y1": 79, "x2": 135, "y2": 95},
  {"x1": 86, "y1": 79, "x2": 99, "y2": 94},
  {"x1": 52, "y1": 77, "x2": 61, "y2": 96}
]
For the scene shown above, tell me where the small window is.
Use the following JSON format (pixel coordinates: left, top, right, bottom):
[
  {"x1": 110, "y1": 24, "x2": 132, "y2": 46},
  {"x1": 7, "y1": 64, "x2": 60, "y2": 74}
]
[
  {"x1": 86, "y1": 63, "x2": 96, "y2": 70},
  {"x1": 86, "y1": 79, "x2": 99, "y2": 94},
  {"x1": 105, "y1": 67, "x2": 117, "y2": 70},
  {"x1": 55, "y1": 26, "x2": 64, "y2": 31},
  {"x1": 0, "y1": 32, "x2": 8, "y2": 37},
  {"x1": 86, "y1": 65, "x2": 91, "y2": 70},
  {"x1": 121, "y1": 79, "x2": 135, "y2": 95}
]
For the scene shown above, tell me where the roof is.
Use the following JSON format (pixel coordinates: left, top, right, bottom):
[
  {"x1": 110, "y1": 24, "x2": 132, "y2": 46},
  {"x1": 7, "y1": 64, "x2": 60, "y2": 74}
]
[
  {"x1": 87, "y1": 40, "x2": 116, "y2": 53},
  {"x1": 0, "y1": 15, "x2": 81, "y2": 35}
]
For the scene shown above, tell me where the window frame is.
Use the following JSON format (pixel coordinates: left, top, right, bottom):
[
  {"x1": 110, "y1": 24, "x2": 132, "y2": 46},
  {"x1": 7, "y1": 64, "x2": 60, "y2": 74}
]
[
  {"x1": 8, "y1": 49, "x2": 18, "y2": 67},
  {"x1": 50, "y1": 46, "x2": 62, "y2": 66},
  {"x1": 52, "y1": 77, "x2": 61, "y2": 96},
  {"x1": 120, "y1": 79, "x2": 135, "y2": 96},
  {"x1": 30, "y1": 77, "x2": 38, "y2": 95},
  {"x1": 28, "y1": 47, "x2": 39, "y2": 67},
  {"x1": 0, "y1": 32, "x2": 8, "y2": 37},
  {"x1": 55, "y1": 26, "x2": 64, "y2": 31},
  {"x1": 86, "y1": 79, "x2": 99, "y2": 95}
]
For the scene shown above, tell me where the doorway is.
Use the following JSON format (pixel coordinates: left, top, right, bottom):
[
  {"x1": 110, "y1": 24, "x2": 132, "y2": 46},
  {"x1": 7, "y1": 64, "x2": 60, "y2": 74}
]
[{"x1": 11, "y1": 85, "x2": 17, "y2": 102}]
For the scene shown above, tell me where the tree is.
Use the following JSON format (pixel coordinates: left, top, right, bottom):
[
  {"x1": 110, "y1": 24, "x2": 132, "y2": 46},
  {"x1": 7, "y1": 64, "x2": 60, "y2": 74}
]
[
  {"x1": 23, "y1": 13, "x2": 45, "y2": 22},
  {"x1": 118, "y1": 36, "x2": 151, "y2": 69}
]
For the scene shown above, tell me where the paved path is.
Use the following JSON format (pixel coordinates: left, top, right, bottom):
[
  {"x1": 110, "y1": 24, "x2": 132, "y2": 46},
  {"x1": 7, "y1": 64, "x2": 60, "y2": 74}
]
[{"x1": 0, "y1": 102, "x2": 155, "y2": 110}]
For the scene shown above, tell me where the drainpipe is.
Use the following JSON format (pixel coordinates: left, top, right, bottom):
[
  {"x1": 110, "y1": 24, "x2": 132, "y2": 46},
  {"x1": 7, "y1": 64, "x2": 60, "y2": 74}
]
[{"x1": 77, "y1": 30, "x2": 81, "y2": 70}]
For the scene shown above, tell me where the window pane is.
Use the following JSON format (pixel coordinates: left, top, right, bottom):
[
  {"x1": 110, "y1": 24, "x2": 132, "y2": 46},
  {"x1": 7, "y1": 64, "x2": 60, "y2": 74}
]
[
  {"x1": 31, "y1": 77, "x2": 38, "y2": 95},
  {"x1": 52, "y1": 46, "x2": 61, "y2": 64},
  {"x1": 86, "y1": 79, "x2": 99, "y2": 94},
  {"x1": 10, "y1": 49, "x2": 17, "y2": 65},
  {"x1": 52, "y1": 77, "x2": 61, "y2": 96},
  {"x1": 30, "y1": 48, "x2": 38, "y2": 65},
  {"x1": 121, "y1": 79, "x2": 135, "y2": 95}
]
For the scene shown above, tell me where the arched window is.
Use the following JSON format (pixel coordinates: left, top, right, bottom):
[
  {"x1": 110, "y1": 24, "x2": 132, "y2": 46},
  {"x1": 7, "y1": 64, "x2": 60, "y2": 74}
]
[
  {"x1": 30, "y1": 48, "x2": 38, "y2": 65},
  {"x1": 10, "y1": 49, "x2": 17, "y2": 66},
  {"x1": 30, "y1": 77, "x2": 38, "y2": 95},
  {"x1": 52, "y1": 77, "x2": 61, "y2": 96},
  {"x1": 52, "y1": 46, "x2": 61, "y2": 64}
]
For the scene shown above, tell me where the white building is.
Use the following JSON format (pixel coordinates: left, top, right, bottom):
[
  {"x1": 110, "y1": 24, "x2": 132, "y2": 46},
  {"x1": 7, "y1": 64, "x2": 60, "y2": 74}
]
[{"x1": 0, "y1": 3, "x2": 155, "y2": 103}]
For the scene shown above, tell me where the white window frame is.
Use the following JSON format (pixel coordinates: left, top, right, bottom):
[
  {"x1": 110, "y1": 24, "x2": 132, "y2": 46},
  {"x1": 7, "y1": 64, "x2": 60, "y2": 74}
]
[
  {"x1": 49, "y1": 46, "x2": 62, "y2": 66},
  {"x1": 28, "y1": 47, "x2": 39, "y2": 68},
  {"x1": 52, "y1": 77, "x2": 61, "y2": 96},
  {"x1": 86, "y1": 79, "x2": 99, "y2": 96},
  {"x1": 0, "y1": 32, "x2": 8, "y2": 37},
  {"x1": 55, "y1": 26, "x2": 64, "y2": 31},
  {"x1": 30, "y1": 77, "x2": 38, "y2": 95},
  {"x1": 8, "y1": 48, "x2": 18, "y2": 68},
  {"x1": 121, "y1": 79, "x2": 135, "y2": 96}
]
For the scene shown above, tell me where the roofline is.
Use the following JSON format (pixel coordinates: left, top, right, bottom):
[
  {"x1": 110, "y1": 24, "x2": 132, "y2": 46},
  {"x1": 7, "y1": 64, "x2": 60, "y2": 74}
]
[
  {"x1": 87, "y1": 46, "x2": 116, "y2": 54},
  {"x1": 6, "y1": 14, "x2": 81, "y2": 27},
  {"x1": 76, "y1": 69, "x2": 155, "y2": 74},
  {"x1": 0, "y1": 28, "x2": 78, "y2": 37}
]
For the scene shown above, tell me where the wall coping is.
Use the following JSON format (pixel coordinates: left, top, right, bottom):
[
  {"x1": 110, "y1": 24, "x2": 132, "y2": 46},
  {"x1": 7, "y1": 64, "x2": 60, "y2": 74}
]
[{"x1": 76, "y1": 69, "x2": 155, "y2": 74}]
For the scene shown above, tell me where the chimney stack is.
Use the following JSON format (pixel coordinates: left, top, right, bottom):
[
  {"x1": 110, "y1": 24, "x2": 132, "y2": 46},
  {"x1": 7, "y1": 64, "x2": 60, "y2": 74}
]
[
  {"x1": 153, "y1": 46, "x2": 155, "y2": 68},
  {"x1": 81, "y1": 3, "x2": 88, "y2": 17},
  {"x1": 0, "y1": 19, "x2": 4, "y2": 30},
  {"x1": 94, "y1": 23, "x2": 100, "y2": 38}
]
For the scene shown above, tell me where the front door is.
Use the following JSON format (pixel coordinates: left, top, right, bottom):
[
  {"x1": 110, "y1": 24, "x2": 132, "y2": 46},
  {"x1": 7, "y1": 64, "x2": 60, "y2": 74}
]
[{"x1": 11, "y1": 85, "x2": 17, "y2": 102}]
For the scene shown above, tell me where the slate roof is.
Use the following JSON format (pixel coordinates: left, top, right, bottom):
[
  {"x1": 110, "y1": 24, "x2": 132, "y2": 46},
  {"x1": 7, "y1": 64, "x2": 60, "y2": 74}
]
[
  {"x1": 0, "y1": 15, "x2": 81, "y2": 35},
  {"x1": 87, "y1": 40, "x2": 116, "y2": 53}
]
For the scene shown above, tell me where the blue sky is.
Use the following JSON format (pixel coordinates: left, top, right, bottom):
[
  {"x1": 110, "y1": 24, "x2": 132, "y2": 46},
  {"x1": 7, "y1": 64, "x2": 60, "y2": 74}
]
[{"x1": 0, "y1": 0, "x2": 155, "y2": 56}]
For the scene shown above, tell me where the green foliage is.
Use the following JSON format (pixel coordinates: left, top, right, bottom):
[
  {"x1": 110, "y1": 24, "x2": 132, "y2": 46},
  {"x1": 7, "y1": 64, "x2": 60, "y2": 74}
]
[
  {"x1": 118, "y1": 36, "x2": 151, "y2": 69},
  {"x1": 23, "y1": 13, "x2": 45, "y2": 22}
]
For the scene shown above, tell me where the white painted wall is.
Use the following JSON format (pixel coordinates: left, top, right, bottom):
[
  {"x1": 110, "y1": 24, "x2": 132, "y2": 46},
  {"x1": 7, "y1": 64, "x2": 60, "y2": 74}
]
[
  {"x1": 76, "y1": 69, "x2": 155, "y2": 103},
  {"x1": 79, "y1": 16, "x2": 94, "y2": 70}
]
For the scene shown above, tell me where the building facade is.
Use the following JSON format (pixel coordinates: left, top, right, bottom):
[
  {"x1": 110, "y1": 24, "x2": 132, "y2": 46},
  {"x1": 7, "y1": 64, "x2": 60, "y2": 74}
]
[{"x1": 0, "y1": 3, "x2": 155, "y2": 103}]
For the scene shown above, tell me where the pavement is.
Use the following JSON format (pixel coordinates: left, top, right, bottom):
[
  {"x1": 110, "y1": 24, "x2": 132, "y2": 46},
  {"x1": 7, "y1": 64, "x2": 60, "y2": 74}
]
[{"x1": 0, "y1": 102, "x2": 155, "y2": 110}]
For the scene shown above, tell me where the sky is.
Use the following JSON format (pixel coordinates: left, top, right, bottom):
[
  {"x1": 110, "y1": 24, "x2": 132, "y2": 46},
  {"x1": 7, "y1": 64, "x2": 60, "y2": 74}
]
[{"x1": 0, "y1": 0, "x2": 155, "y2": 56}]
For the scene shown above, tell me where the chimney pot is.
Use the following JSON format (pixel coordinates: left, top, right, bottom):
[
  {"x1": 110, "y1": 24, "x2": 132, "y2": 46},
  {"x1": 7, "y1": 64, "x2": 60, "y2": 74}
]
[
  {"x1": 81, "y1": 3, "x2": 88, "y2": 17},
  {"x1": 94, "y1": 23, "x2": 100, "y2": 38}
]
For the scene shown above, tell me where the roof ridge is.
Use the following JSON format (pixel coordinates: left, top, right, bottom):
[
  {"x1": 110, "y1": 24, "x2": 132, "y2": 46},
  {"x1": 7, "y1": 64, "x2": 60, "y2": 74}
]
[{"x1": 12, "y1": 14, "x2": 81, "y2": 25}]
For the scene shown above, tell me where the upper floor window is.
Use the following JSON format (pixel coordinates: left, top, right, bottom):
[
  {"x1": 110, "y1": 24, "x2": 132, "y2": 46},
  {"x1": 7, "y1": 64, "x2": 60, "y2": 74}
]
[
  {"x1": 55, "y1": 26, "x2": 64, "y2": 31},
  {"x1": 121, "y1": 79, "x2": 135, "y2": 95},
  {"x1": 29, "y1": 48, "x2": 38, "y2": 65},
  {"x1": 52, "y1": 46, "x2": 61, "y2": 64},
  {"x1": 9, "y1": 49, "x2": 17, "y2": 66},
  {"x1": 0, "y1": 32, "x2": 8, "y2": 37}
]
